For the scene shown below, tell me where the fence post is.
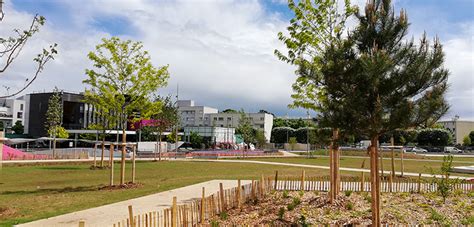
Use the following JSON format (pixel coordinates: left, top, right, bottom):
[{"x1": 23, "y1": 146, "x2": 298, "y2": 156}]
[
  {"x1": 237, "y1": 179, "x2": 241, "y2": 208},
  {"x1": 78, "y1": 220, "x2": 85, "y2": 227},
  {"x1": 172, "y1": 196, "x2": 177, "y2": 227},
  {"x1": 300, "y1": 170, "x2": 305, "y2": 191},
  {"x1": 417, "y1": 173, "x2": 421, "y2": 193},
  {"x1": 219, "y1": 182, "x2": 225, "y2": 211},
  {"x1": 274, "y1": 171, "x2": 279, "y2": 190},
  {"x1": 389, "y1": 174, "x2": 393, "y2": 193},
  {"x1": 361, "y1": 172, "x2": 365, "y2": 192},
  {"x1": 200, "y1": 187, "x2": 205, "y2": 224},
  {"x1": 260, "y1": 175, "x2": 265, "y2": 197},
  {"x1": 128, "y1": 205, "x2": 135, "y2": 227}
]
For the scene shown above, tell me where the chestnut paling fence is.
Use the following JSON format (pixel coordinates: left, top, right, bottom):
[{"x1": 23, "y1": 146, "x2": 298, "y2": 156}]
[{"x1": 77, "y1": 171, "x2": 473, "y2": 227}]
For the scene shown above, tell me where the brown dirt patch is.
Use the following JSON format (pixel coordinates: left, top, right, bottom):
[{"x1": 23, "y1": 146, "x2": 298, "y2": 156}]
[{"x1": 99, "y1": 182, "x2": 143, "y2": 191}]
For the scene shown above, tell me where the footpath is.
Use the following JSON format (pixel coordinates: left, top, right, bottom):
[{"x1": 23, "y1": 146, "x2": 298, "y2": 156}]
[{"x1": 17, "y1": 180, "x2": 250, "y2": 227}]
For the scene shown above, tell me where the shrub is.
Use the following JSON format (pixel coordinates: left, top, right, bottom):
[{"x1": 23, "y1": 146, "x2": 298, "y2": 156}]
[
  {"x1": 417, "y1": 128, "x2": 452, "y2": 146},
  {"x1": 287, "y1": 203, "x2": 296, "y2": 211},
  {"x1": 271, "y1": 127, "x2": 295, "y2": 143},
  {"x1": 346, "y1": 202, "x2": 354, "y2": 210},
  {"x1": 298, "y1": 190, "x2": 305, "y2": 197},
  {"x1": 278, "y1": 207, "x2": 285, "y2": 220},
  {"x1": 432, "y1": 155, "x2": 455, "y2": 203},
  {"x1": 219, "y1": 211, "x2": 228, "y2": 220},
  {"x1": 282, "y1": 190, "x2": 289, "y2": 198},
  {"x1": 299, "y1": 215, "x2": 309, "y2": 227},
  {"x1": 344, "y1": 190, "x2": 352, "y2": 197}
]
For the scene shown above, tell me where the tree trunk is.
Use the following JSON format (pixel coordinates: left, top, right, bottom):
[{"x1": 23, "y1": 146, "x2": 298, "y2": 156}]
[
  {"x1": 101, "y1": 137, "x2": 105, "y2": 167},
  {"x1": 120, "y1": 125, "x2": 126, "y2": 185},
  {"x1": 370, "y1": 136, "x2": 381, "y2": 227},
  {"x1": 53, "y1": 136, "x2": 57, "y2": 159},
  {"x1": 400, "y1": 147, "x2": 404, "y2": 177},
  {"x1": 329, "y1": 128, "x2": 340, "y2": 204},
  {"x1": 158, "y1": 130, "x2": 162, "y2": 161},
  {"x1": 109, "y1": 144, "x2": 114, "y2": 186}
]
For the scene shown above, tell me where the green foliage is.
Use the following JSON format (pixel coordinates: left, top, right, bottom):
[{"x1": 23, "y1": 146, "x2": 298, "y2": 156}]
[
  {"x1": 469, "y1": 131, "x2": 474, "y2": 146},
  {"x1": 166, "y1": 131, "x2": 181, "y2": 143},
  {"x1": 47, "y1": 126, "x2": 69, "y2": 139},
  {"x1": 294, "y1": 127, "x2": 314, "y2": 143},
  {"x1": 434, "y1": 155, "x2": 454, "y2": 203},
  {"x1": 0, "y1": 121, "x2": 4, "y2": 130},
  {"x1": 222, "y1": 109, "x2": 237, "y2": 113},
  {"x1": 11, "y1": 120, "x2": 24, "y2": 134},
  {"x1": 83, "y1": 37, "x2": 169, "y2": 134},
  {"x1": 287, "y1": 197, "x2": 301, "y2": 211},
  {"x1": 45, "y1": 88, "x2": 63, "y2": 137},
  {"x1": 298, "y1": 215, "x2": 309, "y2": 227},
  {"x1": 273, "y1": 118, "x2": 314, "y2": 129},
  {"x1": 278, "y1": 207, "x2": 285, "y2": 220},
  {"x1": 298, "y1": 190, "x2": 304, "y2": 197},
  {"x1": 255, "y1": 130, "x2": 266, "y2": 149},
  {"x1": 417, "y1": 128, "x2": 452, "y2": 146},
  {"x1": 142, "y1": 96, "x2": 179, "y2": 139},
  {"x1": 288, "y1": 137, "x2": 297, "y2": 150},
  {"x1": 271, "y1": 127, "x2": 295, "y2": 143},
  {"x1": 189, "y1": 131, "x2": 203, "y2": 149},
  {"x1": 345, "y1": 201, "x2": 354, "y2": 210},
  {"x1": 429, "y1": 208, "x2": 447, "y2": 223},
  {"x1": 344, "y1": 190, "x2": 352, "y2": 197},
  {"x1": 462, "y1": 135, "x2": 471, "y2": 146},
  {"x1": 236, "y1": 109, "x2": 256, "y2": 144},
  {"x1": 219, "y1": 211, "x2": 228, "y2": 220},
  {"x1": 282, "y1": 190, "x2": 289, "y2": 199},
  {"x1": 380, "y1": 130, "x2": 418, "y2": 145}
]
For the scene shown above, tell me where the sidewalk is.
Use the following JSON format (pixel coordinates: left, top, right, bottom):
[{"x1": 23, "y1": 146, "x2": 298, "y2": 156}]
[{"x1": 17, "y1": 180, "x2": 250, "y2": 227}]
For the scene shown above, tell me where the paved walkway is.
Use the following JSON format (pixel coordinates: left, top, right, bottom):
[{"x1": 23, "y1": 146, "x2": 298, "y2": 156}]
[{"x1": 17, "y1": 180, "x2": 250, "y2": 227}]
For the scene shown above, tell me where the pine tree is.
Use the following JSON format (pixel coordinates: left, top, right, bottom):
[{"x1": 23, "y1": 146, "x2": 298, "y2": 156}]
[{"x1": 324, "y1": 0, "x2": 449, "y2": 225}]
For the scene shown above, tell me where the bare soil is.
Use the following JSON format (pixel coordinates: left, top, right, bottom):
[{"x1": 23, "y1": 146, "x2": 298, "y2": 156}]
[
  {"x1": 209, "y1": 190, "x2": 474, "y2": 225},
  {"x1": 98, "y1": 182, "x2": 143, "y2": 190}
]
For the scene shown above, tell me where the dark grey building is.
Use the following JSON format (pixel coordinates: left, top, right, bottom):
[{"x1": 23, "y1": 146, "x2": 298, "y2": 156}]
[{"x1": 24, "y1": 92, "x2": 96, "y2": 137}]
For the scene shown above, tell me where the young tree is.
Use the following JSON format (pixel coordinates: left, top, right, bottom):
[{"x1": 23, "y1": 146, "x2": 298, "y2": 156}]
[
  {"x1": 462, "y1": 135, "x2": 471, "y2": 147},
  {"x1": 275, "y1": 0, "x2": 356, "y2": 203},
  {"x1": 236, "y1": 109, "x2": 256, "y2": 155},
  {"x1": 141, "y1": 95, "x2": 178, "y2": 161},
  {"x1": 255, "y1": 130, "x2": 266, "y2": 149},
  {"x1": 84, "y1": 37, "x2": 169, "y2": 185},
  {"x1": 324, "y1": 1, "x2": 449, "y2": 225},
  {"x1": 0, "y1": 3, "x2": 57, "y2": 98},
  {"x1": 11, "y1": 120, "x2": 24, "y2": 134},
  {"x1": 45, "y1": 88, "x2": 63, "y2": 158}
]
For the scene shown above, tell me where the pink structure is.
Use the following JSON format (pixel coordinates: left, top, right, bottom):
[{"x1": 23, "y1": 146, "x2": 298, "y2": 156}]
[{"x1": 2, "y1": 144, "x2": 49, "y2": 160}]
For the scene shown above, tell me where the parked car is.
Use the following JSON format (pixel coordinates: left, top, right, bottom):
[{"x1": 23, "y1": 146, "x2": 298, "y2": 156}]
[
  {"x1": 444, "y1": 146, "x2": 463, "y2": 153},
  {"x1": 408, "y1": 147, "x2": 428, "y2": 153}
]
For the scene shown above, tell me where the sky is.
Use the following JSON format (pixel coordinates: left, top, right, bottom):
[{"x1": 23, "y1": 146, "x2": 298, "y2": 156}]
[{"x1": 1, "y1": 0, "x2": 473, "y2": 119}]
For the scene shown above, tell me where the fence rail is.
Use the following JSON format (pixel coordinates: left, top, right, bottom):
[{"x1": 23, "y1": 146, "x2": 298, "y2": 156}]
[{"x1": 103, "y1": 172, "x2": 472, "y2": 227}]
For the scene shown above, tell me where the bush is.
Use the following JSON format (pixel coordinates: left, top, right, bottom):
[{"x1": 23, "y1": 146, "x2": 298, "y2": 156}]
[
  {"x1": 417, "y1": 128, "x2": 452, "y2": 146},
  {"x1": 294, "y1": 127, "x2": 315, "y2": 143},
  {"x1": 278, "y1": 207, "x2": 285, "y2": 220},
  {"x1": 345, "y1": 190, "x2": 352, "y2": 197},
  {"x1": 282, "y1": 190, "x2": 289, "y2": 198},
  {"x1": 271, "y1": 127, "x2": 295, "y2": 143},
  {"x1": 346, "y1": 202, "x2": 354, "y2": 210}
]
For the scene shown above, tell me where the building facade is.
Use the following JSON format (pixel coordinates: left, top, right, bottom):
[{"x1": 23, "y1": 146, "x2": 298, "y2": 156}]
[
  {"x1": 0, "y1": 96, "x2": 26, "y2": 132},
  {"x1": 183, "y1": 126, "x2": 235, "y2": 144},
  {"x1": 438, "y1": 119, "x2": 474, "y2": 145},
  {"x1": 24, "y1": 92, "x2": 96, "y2": 137},
  {"x1": 177, "y1": 100, "x2": 274, "y2": 142}
]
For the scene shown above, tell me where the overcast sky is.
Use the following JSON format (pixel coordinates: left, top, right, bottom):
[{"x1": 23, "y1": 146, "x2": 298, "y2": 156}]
[{"x1": 1, "y1": 0, "x2": 473, "y2": 119}]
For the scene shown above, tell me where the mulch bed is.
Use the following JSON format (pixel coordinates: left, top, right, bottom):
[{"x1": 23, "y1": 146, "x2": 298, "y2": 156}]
[
  {"x1": 99, "y1": 182, "x2": 143, "y2": 191},
  {"x1": 208, "y1": 190, "x2": 473, "y2": 225}
]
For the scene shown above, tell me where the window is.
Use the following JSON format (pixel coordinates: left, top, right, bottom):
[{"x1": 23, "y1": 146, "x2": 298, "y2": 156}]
[
  {"x1": 214, "y1": 117, "x2": 217, "y2": 121},
  {"x1": 218, "y1": 117, "x2": 224, "y2": 121},
  {"x1": 20, "y1": 104, "x2": 23, "y2": 111},
  {"x1": 17, "y1": 112, "x2": 23, "y2": 118},
  {"x1": 227, "y1": 117, "x2": 232, "y2": 121},
  {"x1": 260, "y1": 117, "x2": 264, "y2": 121}
]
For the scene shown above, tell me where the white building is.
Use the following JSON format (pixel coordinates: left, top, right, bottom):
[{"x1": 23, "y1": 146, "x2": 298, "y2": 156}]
[
  {"x1": 177, "y1": 100, "x2": 274, "y2": 142},
  {"x1": 438, "y1": 119, "x2": 474, "y2": 144},
  {"x1": 207, "y1": 112, "x2": 273, "y2": 142},
  {"x1": 183, "y1": 126, "x2": 235, "y2": 144},
  {"x1": 0, "y1": 96, "x2": 26, "y2": 132},
  {"x1": 177, "y1": 100, "x2": 218, "y2": 127}
]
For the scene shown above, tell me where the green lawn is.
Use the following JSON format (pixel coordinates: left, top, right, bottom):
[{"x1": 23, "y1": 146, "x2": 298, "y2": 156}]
[
  {"x1": 240, "y1": 156, "x2": 473, "y2": 177},
  {"x1": 0, "y1": 160, "x2": 357, "y2": 226}
]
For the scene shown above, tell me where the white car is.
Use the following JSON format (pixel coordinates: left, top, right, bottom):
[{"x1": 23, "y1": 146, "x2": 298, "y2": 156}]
[{"x1": 409, "y1": 147, "x2": 427, "y2": 153}]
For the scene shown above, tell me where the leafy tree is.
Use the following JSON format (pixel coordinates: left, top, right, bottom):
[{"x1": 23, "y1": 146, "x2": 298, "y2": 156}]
[
  {"x1": 288, "y1": 137, "x2": 297, "y2": 151},
  {"x1": 222, "y1": 109, "x2": 238, "y2": 113},
  {"x1": 271, "y1": 127, "x2": 295, "y2": 143},
  {"x1": 45, "y1": 88, "x2": 62, "y2": 157},
  {"x1": 469, "y1": 131, "x2": 474, "y2": 146},
  {"x1": 11, "y1": 120, "x2": 24, "y2": 134},
  {"x1": 321, "y1": 1, "x2": 449, "y2": 224},
  {"x1": 462, "y1": 135, "x2": 471, "y2": 147},
  {"x1": 166, "y1": 131, "x2": 181, "y2": 143},
  {"x1": 47, "y1": 126, "x2": 68, "y2": 139},
  {"x1": 255, "y1": 130, "x2": 266, "y2": 149},
  {"x1": 275, "y1": 0, "x2": 356, "y2": 205},
  {"x1": 417, "y1": 129, "x2": 451, "y2": 146},
  {"x1": 189, "y1": 131, "x2": 203, "y2": 149},
  {"x1": 236, "y1": 109, "x2": 256, "y2": 148},
  {"x1": 0, "y1": 121, "x2": 4, "y2": 130},
  {"x1": 84, "y1": 37, "x2": 169, "y2": 185},
  {"x1": 431, "y1": 155, "x2": 455, "y2": 203},
  {"x1": 0, "y1": 3, "x2": 57, "y2": 98},
  {"x1": 141, "y1": 95, "x2": 178, "y2": 160}
]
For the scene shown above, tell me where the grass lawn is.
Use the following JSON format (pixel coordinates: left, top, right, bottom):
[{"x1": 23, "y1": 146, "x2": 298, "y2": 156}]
[
  {"x1": 0, "y1": 160, "x2": 359, "y2": 226},
  {"x1": 239, "y1": 156, "x2": 473, "y2": 177}
]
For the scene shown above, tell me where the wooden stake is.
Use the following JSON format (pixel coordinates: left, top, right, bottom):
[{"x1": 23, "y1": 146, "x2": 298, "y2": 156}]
[
  {"x1": 274, "y1": 171, "x2": 279, "y2": 190},
  {"x1": 109, "y1": 144, "x2": 114, "y2": 186},
  {"x1": 300, "y1": 170, "x2": 305, "y2": 191},
  {"x1": 128, "y1": 205, "x2": 135, "y2": 227},
  {"x1": 260, "y1": 175, "x2": 265, "y2": 196},
  {"x1": 219, "y1": 183, "x2": 225, "y2": 211},
  {"x1": 390, "y1": 136, "x2": 395, "y2": 178},
  {"x1": 131, "y1": 145, "x2": 136, "y2": 184},
  {"x1": 172, "y1": 197, "x2": 177, "y2": 227},
  {"x1": 200, "y1": 187, "x2": 205, "y2": 224},
  {"x1": 417, "y1": 173, "x2": 421, "y2": 193},
  {"x1": 237, "y1": 179, "x2": 241, "y2": 208}
]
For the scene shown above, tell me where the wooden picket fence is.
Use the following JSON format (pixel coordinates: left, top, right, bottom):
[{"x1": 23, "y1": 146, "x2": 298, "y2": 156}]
[{"x1": 96, "y1": 171, "x2": 472, "y2": 227}]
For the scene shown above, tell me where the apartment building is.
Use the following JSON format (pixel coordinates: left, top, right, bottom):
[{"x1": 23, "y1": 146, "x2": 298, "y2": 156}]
[
  {"x1": 438, "y1": 119, "x2": 474, "y2": 144},
  {"x1": 207, "y1": 112, "x2": 273, "y2": 142},
  {"x1": 0, "y1": 96, "x2": 26, "y2": 132},
  {"x1": 177, "y1": 100, "x2": 218, "y2": 127}
]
